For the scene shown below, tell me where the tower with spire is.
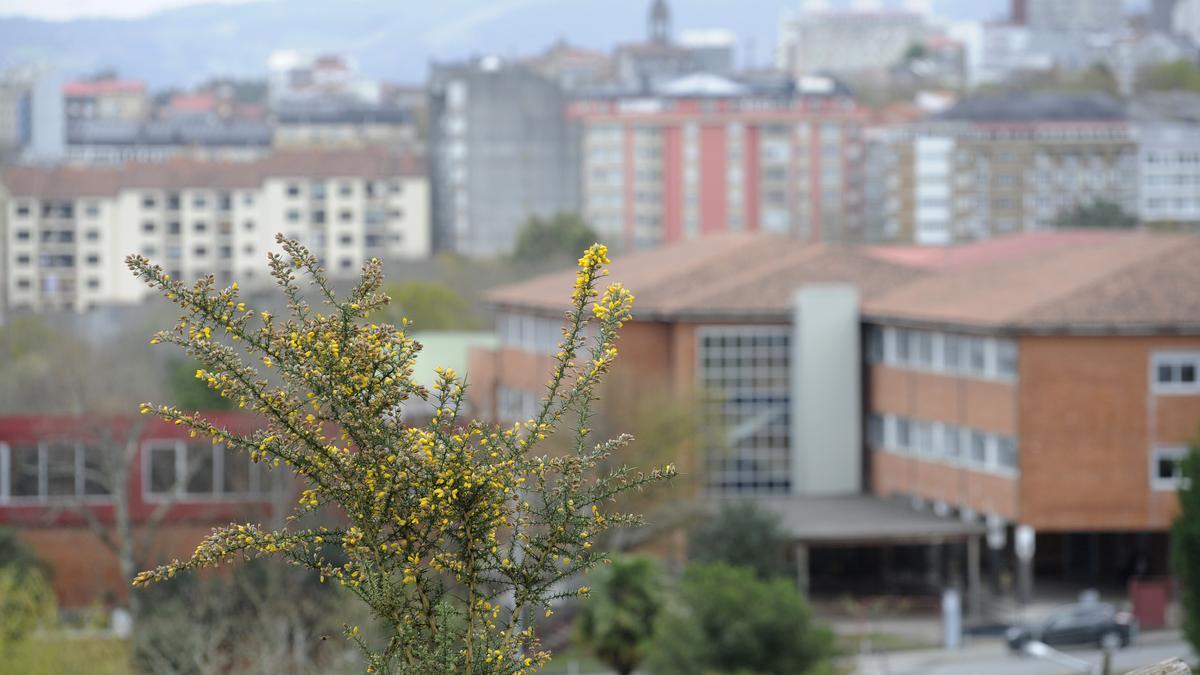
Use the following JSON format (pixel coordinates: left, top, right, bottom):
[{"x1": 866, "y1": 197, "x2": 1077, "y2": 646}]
[{"x1": 649, "y1": 0, "x2": 671, "y2": 44}]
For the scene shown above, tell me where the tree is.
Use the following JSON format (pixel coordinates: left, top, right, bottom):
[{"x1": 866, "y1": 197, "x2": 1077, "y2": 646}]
[
  {"x1": 687, "y1": 500, "x2": 791, "y2": 580},
  {"x1": 380, "y1": 280, "x2": 480, "y2": 331},
  {"x1": 512, "y1": 213, "x2": 600, "y2": 264},
  {"x1": 167, "y1": 357, "x2": 234, "y2": 410},
  {"x1": 1171, "y1": 443, "x2": 1200, "y2": 654},
  {"x1": 1054, "y1": 199, "x2": 1138, "y2": 230},
  {"x1": 577, "y1": 556, "x2": 663, "y2": 675},
  {"x1": 1138, "y1": 59, "x2": 1200, "y2": 93},
  {"x1": 648, "y1": 563, "x2": 834, "y2": 675},
  {"x1": 126, "y1": 236, "x2": 675, "y2": 674}
]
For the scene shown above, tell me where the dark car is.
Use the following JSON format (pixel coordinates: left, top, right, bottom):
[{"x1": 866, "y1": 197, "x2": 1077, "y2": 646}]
[{"x1": 1006, "y1": 603, "x2": 1137, "y2": 652}]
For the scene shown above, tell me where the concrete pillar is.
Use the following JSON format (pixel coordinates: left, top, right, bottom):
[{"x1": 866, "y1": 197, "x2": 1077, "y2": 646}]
[
  {"x1": 1015, "y1": 524, "x2": 1036, "y2": 607},
  {"x1": 926, "y1": 539, "x2": 944, "y2": 588},
  {"x1": 795, "y1": 542, "x2": 810, "y2": 598},
  {"x1": 967, "y1": 535, "x2": 982, "y2": 620}
]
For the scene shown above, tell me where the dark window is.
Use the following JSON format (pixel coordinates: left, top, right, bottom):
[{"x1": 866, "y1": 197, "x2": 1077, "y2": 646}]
[
  {"x1": 46, "y1": 443, "x2": 76, "y2": 497},
  {"x1": 1159, "y1": 364, "x2": 1176, "y2": 383},
  {"x1": 185, "y1": 445, "x2": 215, "y2": 494},
  {"x1": 16, "y1": 278, "x2": 30, "y2": 290},
  {"x1": 194, "y1": 221, "x2": 207, "y2": 233},
  {"x1": 85, "y1": 229, "x2": 100, "y2": 241},
  {"x1": 10, "y1": 444, "x2": 40, "y2": 497},
  {"x1": 82, "y1": 446, "x2": 110, "y2": 496},
  {"x1": 286, "y1": 182, "x2": 301, "y2": 197},
  {"x1": 16, "y1": 254, "x2": 29, "y2": 265},
  {"x1": 1182, "y1": 364, "x2": 1196, "y2": 384},
  {"x1": 147, "y1": 445, "x2": 177, "y2": 495},
  {"x1": 86, "y1": 254, "x2": 99, "y2": 265},
  {"x1": 339, "y1": 209, "x2": 353, "y2": 222},
  {"x1": 142, "y1": 221, "x2": 156, "y2": 233},
  {"x1": 243, "y1": 220, "x2": 255, "y2": 231},
  {"x1": 312, "y1": 210, "x2": 326, "y2": 224},
  {"x1": 194, "y1": 246, "x2": 208, "y2": 257},
  {"x1": 192, "y1": 195, "x2": 208, "y2": 209},
  {"x1": 338, "y1": 182, "x2": 353, "y2": 197},
  {"x1": 167, "y1": 221, "x2": 181, "y2": 235},
  {"x1": 339, "y1": 257, "x2": 353, "y2": 270},
  {"x1": 86, "y1": 278, "x2": 100, "y2": 289},
  {"x1": 217, "y1": 192, "x2": 232, "y2": 211},
  {"x1": 339, "y1": 234, "x2": 353, "y2": 245},
  {"x1": 222, "y1": 450, "x2": 252, "y2": 494},
  {"x1": 142, "y1": 194, "x2": 157, "y2": 209},
  {"x1": 15, "y1": 203, "x2": 30, "y2": 217},
  {"x1": 15, "y1": 230, "x2": 30, "y2": 241},
  {"x1": 219, "y1": 246, "x2": 232, "y2": 259},
  {"x1": 286, "y1": 209, "x2": 301, "y2": 223}
]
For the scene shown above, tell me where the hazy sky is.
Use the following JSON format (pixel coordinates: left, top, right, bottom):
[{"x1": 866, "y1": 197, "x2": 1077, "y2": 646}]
[{"x1": 0, "y1": 0, "x2": 258, "y2": 20}]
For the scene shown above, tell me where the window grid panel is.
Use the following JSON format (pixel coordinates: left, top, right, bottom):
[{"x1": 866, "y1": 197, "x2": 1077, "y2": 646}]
[{"x1": 698, "y1": 326, "x2": 792, "y2": 494}]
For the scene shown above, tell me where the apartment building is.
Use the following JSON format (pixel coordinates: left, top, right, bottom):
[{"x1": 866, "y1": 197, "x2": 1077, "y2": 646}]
[
  {"x1": 1132, "y1": 92, "x2": 1200, "y2": 226},
  {"x1": 776, "y1": 7, "x2": 935, "y2": 79},
  {"x1": 865, "y1": 231, "x2": 1200, "y2": 589},
  {"x1": 63, "y1": 79, "x2": 148, "y2": 124},
  {"x1": 273, "y1": 106, "x2": 418, "y2": 149},
  {"x1": 428, "y1": 59, "x2": 581, "y2": 256},
  {"x1": 0, "y1": 148, "x2": 429, "y2": 313},
  {"x1": 569, "y1": 74, "x2": 869, "y2": 250},
  {"x1": 473, "y1": 230, "x2": 1200, "y2": 600},
  {"x1": 0, "y1": 412, "x2": 271, "y2": 606},
  {"x1": 882, "y1": 92, "x2": 1136, "y2": 244}
]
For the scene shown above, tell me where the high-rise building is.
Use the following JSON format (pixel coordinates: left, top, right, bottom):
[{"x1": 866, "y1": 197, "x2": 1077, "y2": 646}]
[
  {"x1": 570, "y1": 73, "x2": 868, "y2": 250},
  {"x1": 428, "y1": 59, "x2": 581, "y2": 256},
  {"x1": 1025, "y1": 0, "x2": 1126, "y2": 33},
  {"x1": 776, "y1": 8, "x2": 934, "y2": 78},
  {"x1": 0, "y1": 148, "x2": 429, "y2": 313},
  {"x1": 880, "y1": 92, "x2": 1136, "y2": 244}
]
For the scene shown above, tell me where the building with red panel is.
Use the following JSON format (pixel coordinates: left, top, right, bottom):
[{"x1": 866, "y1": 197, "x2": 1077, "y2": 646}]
[
  {"x1": 568, "y1": 73, "x2": 869, "y2": 251},
  {"x1": 0, "y1": 412, "x2": 274, "y2": 607}
]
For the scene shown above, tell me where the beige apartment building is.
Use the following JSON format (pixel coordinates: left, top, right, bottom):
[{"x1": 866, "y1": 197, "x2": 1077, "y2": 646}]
[
  {"x1": 0, "y1": 148, "x2": 429, "y2": 313},
  {"x1": 880, "y1": 92, "x2": 1137, "y2": 244}
]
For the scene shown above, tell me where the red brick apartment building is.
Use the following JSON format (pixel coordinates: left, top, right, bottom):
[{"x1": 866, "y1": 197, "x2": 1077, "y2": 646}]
[
  {"x1": 470, "y1": 230, "x2": 1200, "y2": 602},
  {"x1": 0, "y1": 412, "x2": 271, "y2": 606},
  {"x1": 568, "y1": 75, "x2": 869, "y2": 251}
]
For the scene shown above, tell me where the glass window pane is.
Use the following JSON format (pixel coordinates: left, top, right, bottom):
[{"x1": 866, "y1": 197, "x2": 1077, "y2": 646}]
[
  {"x1": 1182, "y1": 364, "x2": 1196, "y2": 384},
  {"x1": 185, "y1": 444, "x2": 215, "y2": 495},
  {"x1": 147, "y1": 446, "x2": 177, "y2": 495},
  {"x1": 222, "y1": 448, "x2": 252, "y2": 495},
  {"x1": 82, "y1": 446, "x2": 110, "y2": 496},
  {"x1": 46, "y1": 443, "x2": 76, "y2": 497},
  {"x1": 11, "y1": 444, "x2": 40, "y2": 497},
  {"x1": 1159, "y1": 364, "x2": 1176, "y2": 383}
]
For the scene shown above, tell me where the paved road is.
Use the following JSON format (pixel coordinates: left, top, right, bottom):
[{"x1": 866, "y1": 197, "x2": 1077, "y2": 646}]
[{"x1": 853, "y1": 632, "x2": 1194, "y2": 675}]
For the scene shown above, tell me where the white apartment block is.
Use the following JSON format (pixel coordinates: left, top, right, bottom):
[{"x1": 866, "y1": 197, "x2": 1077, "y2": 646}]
[{"x1": 1, "y1": 149, "x2": 429, "y2": 313}]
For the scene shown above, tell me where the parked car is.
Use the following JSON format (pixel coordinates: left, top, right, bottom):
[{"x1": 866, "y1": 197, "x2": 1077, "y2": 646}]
[{"x1": 1006, "y1": 603, "x2": 1137, "y2": 652}]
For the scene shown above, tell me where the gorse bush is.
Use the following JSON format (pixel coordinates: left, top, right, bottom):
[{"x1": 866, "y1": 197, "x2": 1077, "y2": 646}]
[{"x1": 126, "y1": 236, "x2": 675, "y2": 674}]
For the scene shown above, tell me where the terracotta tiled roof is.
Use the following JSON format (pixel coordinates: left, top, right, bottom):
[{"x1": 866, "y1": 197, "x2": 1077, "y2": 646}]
[
  {"x1": 485, "y1": 233, "x2": 928, "y2": 321},
  {"x1": 863, "y1": 232, "x2": 1200, "y2": 330},
  {"x1": 1, "y1": 148, "x2": 425, "y2": 199},
  {"x1": 489, "y1": 231, "x2": 1200, "y2": 330},
  {"x1": 63, "y1": 79, "x2": 145, "y2": 97}
]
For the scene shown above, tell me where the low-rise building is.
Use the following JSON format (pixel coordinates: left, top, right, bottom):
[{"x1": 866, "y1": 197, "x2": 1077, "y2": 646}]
[
  {"x1": 0, "y1": 412, "x2": 270, "y2": 607},
  {"x1": 63, "y1": 79, "x2": 148, "y2": 124},
  {"x1": 865, "y1": 230, "x2": 1200, "y2": 590},
  {"x1": 0, "y1": 148, "x2": 429, "y2": 313},
  {"x1": 472, "y1": 230, "x2": 1199, "y2": 601}
]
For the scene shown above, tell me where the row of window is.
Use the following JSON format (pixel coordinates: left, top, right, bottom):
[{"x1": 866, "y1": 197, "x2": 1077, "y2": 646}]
[
  {"x1": 495, "y1": 312, "x2": 597, "y2": 356},
  {"x1": 1151, "y1": 351, "x2": 1200, "y2": 395},
  {"x1": 0, "y1": 441, "x2": 265, "y2": 503},
  {"x1": 867, "y1": 326, "x2": 1018, "y2": 382},
  {"x1": 868, "y1": 413, "x2": 1020, "y2": 475}
]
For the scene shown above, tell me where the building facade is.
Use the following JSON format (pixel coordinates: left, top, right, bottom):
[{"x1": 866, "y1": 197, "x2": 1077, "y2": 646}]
[
  {"x1": 1024, "y1": 0, "x2": 1126, "y2": 33},
  {"x1": 776, "y1": 8, "x2": 934, "y2": 79},
  {"x1": 569, "y1": 75, "x2": 869, "y2": 250},
  {"x1": 0, "y1": 148, "x2": 429, "y2": 313},
  {"x1": 880, "y1": 93, "x2": 1136, "y2": 244},
  {"x1": 864, "y1": 231, "x2": 1199, "y2": 588},
  {"x1": 428, "y1": 59, "x2": 581, "y2": 256},
  {"x1": 472, "y1": 230, "x2": 1198, "y2": 599},
  {"x1": 0, "y1": 413, "x2": 274, "y2": 607}
]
